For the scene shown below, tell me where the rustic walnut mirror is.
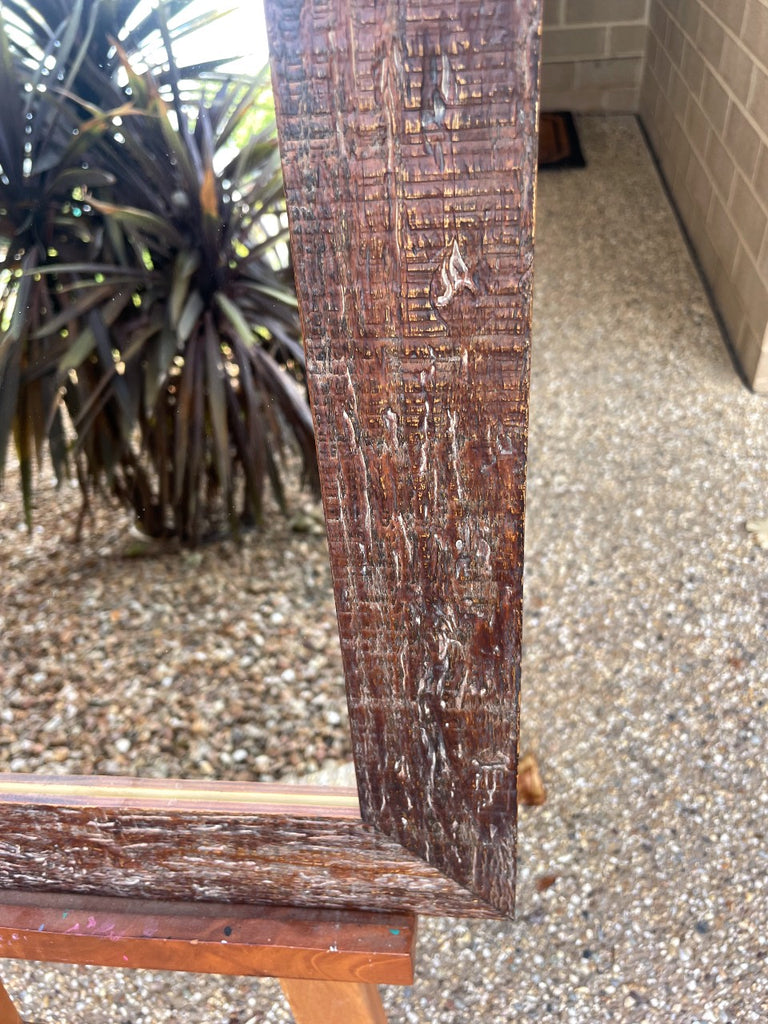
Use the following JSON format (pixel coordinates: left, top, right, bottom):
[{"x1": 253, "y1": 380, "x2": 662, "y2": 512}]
[{"x1": 0, "y1": 0, "x2": 540, "y2": 920}]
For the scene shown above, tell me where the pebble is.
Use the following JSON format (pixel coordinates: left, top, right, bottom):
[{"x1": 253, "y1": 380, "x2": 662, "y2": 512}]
[{"x1": 0, "y1": 475, "x2": 349, "y2": 783}]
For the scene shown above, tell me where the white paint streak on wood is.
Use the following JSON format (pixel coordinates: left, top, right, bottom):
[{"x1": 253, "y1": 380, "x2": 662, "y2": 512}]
[{"x1": 435, "y1": 238, "x2": 477, "y2": 307}]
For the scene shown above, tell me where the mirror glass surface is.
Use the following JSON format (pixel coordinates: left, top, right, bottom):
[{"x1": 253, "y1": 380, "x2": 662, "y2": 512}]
[{"x1": 0, "y1": 0, "x2": 351, "y2": 785}]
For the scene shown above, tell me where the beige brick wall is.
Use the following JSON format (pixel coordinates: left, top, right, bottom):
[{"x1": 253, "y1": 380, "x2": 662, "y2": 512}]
[
  {"x1": 541, "y1": 0, "x2": 650, "y2": 112},
  {"x1": 640, "y1": 1, "x2": 768, "y2": 391}
]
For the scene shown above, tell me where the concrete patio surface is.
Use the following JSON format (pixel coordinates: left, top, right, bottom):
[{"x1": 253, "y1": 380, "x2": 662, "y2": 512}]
[
  {"x1": 393, "y1": 113, "x2": 768, "y2": 1024},
  {"x1": 3, "y1": 115, "x2": 767, "y2": 1023}
]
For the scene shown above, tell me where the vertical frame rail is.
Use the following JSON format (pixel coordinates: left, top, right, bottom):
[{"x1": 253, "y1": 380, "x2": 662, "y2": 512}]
[{"x1": 266, "y1": 0, "x2": 541, "y2": 915}]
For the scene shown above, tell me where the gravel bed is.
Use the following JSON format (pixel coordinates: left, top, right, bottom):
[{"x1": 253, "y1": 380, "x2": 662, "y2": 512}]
[{"x1": 0, "y1": 473, "x2": 349, "y2": 783}]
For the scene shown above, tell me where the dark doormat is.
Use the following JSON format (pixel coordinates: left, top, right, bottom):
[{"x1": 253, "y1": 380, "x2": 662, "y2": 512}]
[{"x1": 538, "y1": 112, "x2": 586, "y2": 169}]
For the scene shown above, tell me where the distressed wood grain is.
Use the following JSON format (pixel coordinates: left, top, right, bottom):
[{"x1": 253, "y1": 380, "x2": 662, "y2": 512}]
[
  {"x1": 0, "y1": 775, "x2": 499, "y2": 917},
  {"x1": 265, "y1": 0, "x2": 541, "y2": 915}
]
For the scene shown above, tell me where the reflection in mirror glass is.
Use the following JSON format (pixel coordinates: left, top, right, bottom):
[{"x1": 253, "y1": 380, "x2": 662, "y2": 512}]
[{"x1": 0, "y1": 0, "x2": 350, "y2": 784}]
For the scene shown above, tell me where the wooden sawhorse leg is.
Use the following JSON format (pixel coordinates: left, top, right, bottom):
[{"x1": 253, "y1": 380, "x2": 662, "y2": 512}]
[
  {"x1": 281, "y1": 979, "x2": 387, "y2": 1024},
  {"x1": 0, "y1": 974, "x2": 387, "y2": 1024},
  {"x1": 0, "y1": 892, "x2": 415, "y2": 1024},
  {"x1": 0, "y1": 978, "x2": 24, "y2": 1024}
]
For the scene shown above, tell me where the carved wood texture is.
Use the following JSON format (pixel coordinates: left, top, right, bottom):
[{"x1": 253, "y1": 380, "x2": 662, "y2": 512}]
[
  {"x1": 266, "y1": 0, "x2": 540, "y2": 915},
  {"x1": 0, "y1": 776, "x2": 498, "y2": 917}
]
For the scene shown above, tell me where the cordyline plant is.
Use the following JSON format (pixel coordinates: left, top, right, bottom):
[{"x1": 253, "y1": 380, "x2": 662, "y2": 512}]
[{"x1": 0, "y1": 0, "x2": 317, "y2": 544}]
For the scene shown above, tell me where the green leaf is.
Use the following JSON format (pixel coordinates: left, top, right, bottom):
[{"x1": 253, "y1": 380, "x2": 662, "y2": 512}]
[
  {"x1": 229, "y1": 339, "x2": 265, "y2": 524},
  {"x1": 169, "y1": 250, "x2": 200, "y2": 328},
  {"x1": 58, "y1": 326, "x2": 97, "y2": 374},
  {"x1": 26, "y1": 263, "x2": 148, "y2": 280},
  {"x1": 214, "y1": 290, "x2": 256, "y2": 345},
  {"x1": 104, "y1": 213, "x2": 130, "y2": 266},
  {"x1": 12, "y1": 383, "x2": 33, "y2": 531},
  {"x1": 203, "y1": 311, "x2": 230, "y2": 498},
  {"x1": 177, "y1": 290, "x2": 204, "y2": 345},
  {"x1": 0, "y1": 336, "x2": 22, "y2": 486},
  {"x1": 8, "y1": 251, "x2": 38, "y2": 343},
  {"x1": 46, "y1": 401, "x2": 70, "y2": 486},
  {"x1": 248, "y1": 282, "x2": 299, "y2": 309},
  {"x1": 45, "y1": 0, "x2": 88, "y2": 106},
  {"x1": 173, "y1": 344, "x2": 195, "y2": 506},
  {"x1": 86, "y1": 198, "x2": 186, "y2": 250},
  {"x1": 143, "y1": 326, "x2": 178, "y2": 417},
  {"x1": 88, "y1": 307, "x2": 136, "y2": 434},
  {"x1": 187, "y1": 335, "x2": 206, "y2": 542},
  {"x1": 0, "y1": 20, "x2": 23, "y2": 185},
  {"x1": 46, "y1": 168, "x2": 117, "y2": 195},
  {"x1": 31, "y1": 284, "x2": 121, "y2": 340},
  {"x1": 214, "y1": 81, "x2": 263, "y2": 152}
]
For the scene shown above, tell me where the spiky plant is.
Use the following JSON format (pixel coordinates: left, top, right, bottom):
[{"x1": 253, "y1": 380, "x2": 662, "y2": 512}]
[
  {"x1": 0, "y1": 1, "x2": 316, "y2": 544},
  {"x1": 0, "y1": 2, "x2": 123, "y2": 521}
]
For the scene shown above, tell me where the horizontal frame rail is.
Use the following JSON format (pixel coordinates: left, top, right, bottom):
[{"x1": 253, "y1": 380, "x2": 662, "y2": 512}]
[{"x1": 0, "y1": 775, "x2": 499, "y2": 917}]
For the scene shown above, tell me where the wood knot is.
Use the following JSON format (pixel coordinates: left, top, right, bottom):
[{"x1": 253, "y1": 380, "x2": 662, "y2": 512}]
[{"x1": 431, "y1": 238, "x2": 477, "y2": 310}]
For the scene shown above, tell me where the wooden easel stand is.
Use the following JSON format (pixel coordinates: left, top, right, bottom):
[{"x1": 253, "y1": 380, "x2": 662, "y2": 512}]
[{"x1": 0, "y1": 892, "x2": 415, "y2": 1023}]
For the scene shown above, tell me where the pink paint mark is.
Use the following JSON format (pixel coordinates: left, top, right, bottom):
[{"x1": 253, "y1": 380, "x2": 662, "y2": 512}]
[
  {"x1": 65, "y1": 922, "x2": 80, "y2": 934},
  {"x1": 92, "y1": 919, "x2": 124, "y2": 942},
  {"x1": 87, "y1": 916, "x2": 97, "y2": 930}
]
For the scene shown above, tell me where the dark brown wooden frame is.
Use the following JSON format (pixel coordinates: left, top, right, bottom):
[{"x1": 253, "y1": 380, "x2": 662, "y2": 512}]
[{"x1": 0, "y1": 0, "x2": 540, "y2": 922}]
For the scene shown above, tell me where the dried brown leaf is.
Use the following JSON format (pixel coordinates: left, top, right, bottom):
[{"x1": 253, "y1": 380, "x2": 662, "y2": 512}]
[
  {"x1": 518, "y1": 751, "x2": 547, "y2": 806},
  {"x1": 535, "y1": 874, "x2": 558, "y2": 893}
]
